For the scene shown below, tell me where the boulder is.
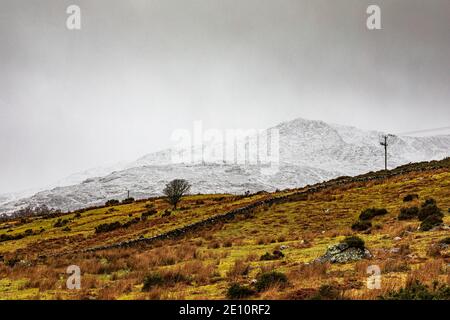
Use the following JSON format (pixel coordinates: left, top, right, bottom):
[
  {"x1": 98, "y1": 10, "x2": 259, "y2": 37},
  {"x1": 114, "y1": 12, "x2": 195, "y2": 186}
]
[
  {"x1": 315, "y1": 242, "x2": 371, "y2": 264},
  {"x1": 390, "y1": 247, "x2": 400, "y2": 254}
]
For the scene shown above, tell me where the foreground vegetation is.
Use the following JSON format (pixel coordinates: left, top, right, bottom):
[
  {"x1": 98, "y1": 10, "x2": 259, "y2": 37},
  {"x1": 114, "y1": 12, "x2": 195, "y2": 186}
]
[{"x1": 0, "y1": 159, "x2": 449, "y2": 299}]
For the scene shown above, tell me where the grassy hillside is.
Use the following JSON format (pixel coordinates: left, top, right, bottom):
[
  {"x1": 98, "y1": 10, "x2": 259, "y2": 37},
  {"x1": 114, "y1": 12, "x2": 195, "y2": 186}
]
[{"x1": 0, "y1": 159, "x2": 449, "y2": 300}]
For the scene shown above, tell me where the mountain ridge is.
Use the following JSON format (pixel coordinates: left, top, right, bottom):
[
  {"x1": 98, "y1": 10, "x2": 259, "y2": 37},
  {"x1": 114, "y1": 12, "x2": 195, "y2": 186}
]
[{"x1": 1, "y1": 117, "x2": 449, "y2": 214}]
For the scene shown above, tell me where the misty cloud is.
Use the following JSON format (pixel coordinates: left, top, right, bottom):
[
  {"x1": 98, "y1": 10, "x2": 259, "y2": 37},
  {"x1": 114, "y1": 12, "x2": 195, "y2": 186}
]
[{"x1": 0, "y1": 0, "x2": 449, "y2": 193}]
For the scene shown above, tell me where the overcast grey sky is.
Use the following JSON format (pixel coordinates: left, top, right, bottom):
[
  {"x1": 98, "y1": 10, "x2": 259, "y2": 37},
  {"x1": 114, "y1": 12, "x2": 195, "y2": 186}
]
[{"x1": 0, "y1": 0, "x2": 449, "y2": 193}]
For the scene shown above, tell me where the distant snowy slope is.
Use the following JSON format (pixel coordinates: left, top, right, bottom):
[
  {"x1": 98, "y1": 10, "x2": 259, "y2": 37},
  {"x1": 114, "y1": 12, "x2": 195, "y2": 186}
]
[
  {"x1": 54, "y1": 161, "x2": 131, "y2": 187},
  {"x1": 1, "y1": 117, "x2": 449, "y2": 214},
  {"x1": 1, "y1": 164, "x2": 339, "y2": 213}
]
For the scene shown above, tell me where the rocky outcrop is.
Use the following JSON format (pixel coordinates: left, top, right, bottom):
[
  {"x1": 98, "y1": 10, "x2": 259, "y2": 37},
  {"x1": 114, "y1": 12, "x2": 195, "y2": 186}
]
[{"x1": 315, "y1": 243, "x2": 372, "y2": 264}]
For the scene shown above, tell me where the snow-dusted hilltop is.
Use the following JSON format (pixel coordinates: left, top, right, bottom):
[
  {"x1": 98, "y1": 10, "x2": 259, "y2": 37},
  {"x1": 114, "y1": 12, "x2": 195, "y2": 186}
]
[{"x1": 1, "y1": 118, "x2": 449, "y2": 214}]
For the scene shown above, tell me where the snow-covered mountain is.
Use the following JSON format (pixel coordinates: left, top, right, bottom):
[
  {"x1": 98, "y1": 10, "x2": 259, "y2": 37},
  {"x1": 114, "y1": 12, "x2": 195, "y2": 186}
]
[
  {"x1": 1, "y1": 118, "x2": 449, "y2": 214},
  {"x1": 0, "y1": 188, "x2": 43, "y2": 207}
]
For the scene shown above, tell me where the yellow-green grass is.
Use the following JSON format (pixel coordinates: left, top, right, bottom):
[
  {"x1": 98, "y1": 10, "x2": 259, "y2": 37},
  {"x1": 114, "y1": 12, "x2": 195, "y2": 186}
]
[
  {"x1": 0, "y1": 193, "x2": 269, "y2": 255},
  {"x1": 0, "y1": 169, "x2": 449, "y2": 300}
]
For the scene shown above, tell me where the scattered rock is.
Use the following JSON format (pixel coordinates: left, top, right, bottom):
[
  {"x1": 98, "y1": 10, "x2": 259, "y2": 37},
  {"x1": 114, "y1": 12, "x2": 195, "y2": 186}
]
[
  {"x1": 389, "y1": 244, "x2": 412, "y2": 256},
  {"x1": 437, "y1": 238, "x2": 450, "y2": 249},
  {"x1": 17, "y1": 259, "x2": 33, "y2": 267},
  {"x1": 390, "y1": 247, "x2": 400, "y2": 254},
  {"x1": 433, "y1": 224, "x2": 450, "y2": 231},
  {"x1": 394, "y1": 237, "x2": 402, "y2": 241},
  {"x1": 279, "y1": 245, "x2": 288, "y2": 250}
]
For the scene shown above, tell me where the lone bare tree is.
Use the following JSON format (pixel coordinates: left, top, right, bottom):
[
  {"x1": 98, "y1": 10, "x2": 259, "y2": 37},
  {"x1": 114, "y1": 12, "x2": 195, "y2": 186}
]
[{"x1": 163, "y1": 179, "x2": 191, "y2": 210}]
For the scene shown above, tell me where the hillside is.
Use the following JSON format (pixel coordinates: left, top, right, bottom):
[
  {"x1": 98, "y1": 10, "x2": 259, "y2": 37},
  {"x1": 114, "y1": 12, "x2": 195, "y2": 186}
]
[
  {"x1": 1, "y1": 118, "x2": 449, "y2": 214},
  {"x1": 0, "y1": 158, "x2": 449, "y2": 299}
]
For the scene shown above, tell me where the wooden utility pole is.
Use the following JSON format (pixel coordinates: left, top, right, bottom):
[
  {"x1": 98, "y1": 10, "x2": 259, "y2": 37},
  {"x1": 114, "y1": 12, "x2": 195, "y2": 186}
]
[
  {"x1": 127, "y1": 190, "x2": 130, "y2": 199},
  {"x1": 380, "y1": 134, "x2": 395, "y2": 170},
  {"x1": 380, "y1": 135, "x2": 388, "y2": 170}
]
